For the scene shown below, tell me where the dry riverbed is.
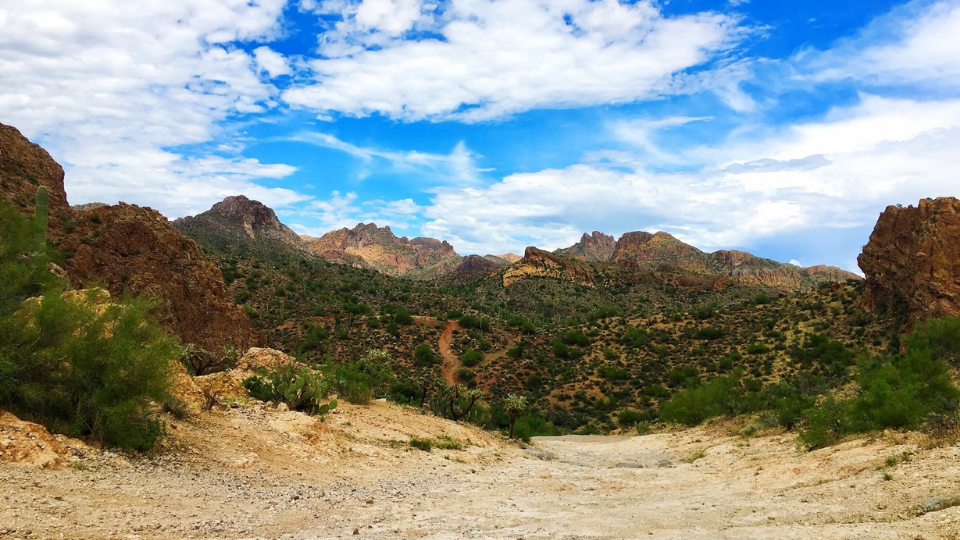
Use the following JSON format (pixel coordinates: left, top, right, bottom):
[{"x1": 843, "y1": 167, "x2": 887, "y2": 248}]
[{"x1": 2, "y1": 401, "x2": 960, "y2": 539}]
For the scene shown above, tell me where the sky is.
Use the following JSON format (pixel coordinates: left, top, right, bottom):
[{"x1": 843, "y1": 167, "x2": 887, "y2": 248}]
[{"x1": 2, "y1": 0, "x2": 959, "y2": 273}]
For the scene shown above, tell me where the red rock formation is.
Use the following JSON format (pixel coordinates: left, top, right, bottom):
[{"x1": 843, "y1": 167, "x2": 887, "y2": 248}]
[
  {"x1": 304, "y1": 223, "x2": 461, "y2": 278},
  {"x1": 58, "y1": 203, "x2": 263, "y2": 351},
  {"x1": 859, "y1": 198, "x2": 960, "y2": 324}
]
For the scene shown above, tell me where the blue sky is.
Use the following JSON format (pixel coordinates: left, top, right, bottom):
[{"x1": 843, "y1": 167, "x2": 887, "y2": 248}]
[{"x1": 2, "y1": 0, "x2": 959, "y2": 273}]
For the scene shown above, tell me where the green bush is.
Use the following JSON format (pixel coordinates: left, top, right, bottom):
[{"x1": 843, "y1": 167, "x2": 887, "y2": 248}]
[
  {"x1": 695, "y1": 327, "x2": 724, "y2": 340},
  {"x1": 0, "y1": 198, "x2": 176, "y2": 450},
  {"x1": 243, "y1": 365, "x2": 337, "y2": 415},
  {"x1": 323, "y1": 349, "x2": 395, "y2": 405},
  {"x1": 414, "y1": 342, "x2": 440, "y2": 366},
  {"x1": 0, "y1": 289, "x2": 177, "y2": 450},
  {"x1": 461, "y1": 349, "x2": 484, "y2": 367}
]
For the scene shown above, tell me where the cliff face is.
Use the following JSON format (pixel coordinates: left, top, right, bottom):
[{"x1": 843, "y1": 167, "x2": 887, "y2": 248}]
[
  {"x1": 0, "y1": 123, "x2": 261, "y2": 351},
  {"x1": 859, "y1": 198, "x2": 960, "y2": 324},
  {"x1": 304, "y1": 223, "x2": 462, "y2": 278},
  {"x1": 59, "y1": 203, "x2": 263, "y2": 351},
  {"x1": 0, "y1": 123, "x2": 69, "y2": 232},
  {"x1": 173, "y1": 195, "x2": 307, "y2": 260}
]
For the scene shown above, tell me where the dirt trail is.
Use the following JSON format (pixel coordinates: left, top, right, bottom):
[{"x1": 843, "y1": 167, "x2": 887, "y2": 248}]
[{"x1": 438, "y1": 319, "x2": 462, "y2": 385}]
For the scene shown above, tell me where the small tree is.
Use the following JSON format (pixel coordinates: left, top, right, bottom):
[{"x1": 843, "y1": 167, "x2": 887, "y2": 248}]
[
  {"x1": 430, "y1": 383, "x2": 484, "y2": 422},
  {"x1": 503, "y1": 394, "x2": 528, "y2": 439}
]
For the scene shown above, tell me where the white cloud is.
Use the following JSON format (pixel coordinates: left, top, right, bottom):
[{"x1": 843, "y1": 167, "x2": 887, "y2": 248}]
[
  {"x1": 797, "y1": 0, "x2": 960, "y2": 89},
  {"x1": 253, "y1": 46, "x2": 293, "y2": 78},
  {"x1": 287, "y1": 191, "x2": 424, "y2": 235},
  {"x1": 284, "y1": 0, "x2": 745, "y2": 121},
  {"x1": 421, "y1": 94, "x2": 960, "y2": 255},
  {"x1": 290, "y1": 132, "x2": 486, "y2": 185},
  {"x1": 0, "y1": 0, "x2": 303, "y2": 217}
]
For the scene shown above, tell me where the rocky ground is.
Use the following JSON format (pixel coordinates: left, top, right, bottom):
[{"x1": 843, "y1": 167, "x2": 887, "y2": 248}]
[{"x1": 2, "y1": 400, "x2": 960, "y2": 540}]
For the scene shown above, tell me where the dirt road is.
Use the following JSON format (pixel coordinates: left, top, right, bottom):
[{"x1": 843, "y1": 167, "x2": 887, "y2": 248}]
[
  {"x1": 2, "y1": 403, "x2": 959, "y2": 539},
  {"x1": 438, "y1": 319, "x2": 462, "y2": 385}
]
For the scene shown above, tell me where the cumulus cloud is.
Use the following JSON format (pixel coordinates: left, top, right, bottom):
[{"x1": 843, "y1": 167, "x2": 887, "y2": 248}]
[
  {"x1": 796, "y1": 0, "x2": 960, "y2": 89},
  {"x1": 284, "y1": 0, "x2": 746, "y2": 121},
  {"x1": 285, "y1": 191, "x2": 426, "y2": 236},
  {"x1": 421, "y1": 95, "x2": 960, "y2": 256},
  {"x1": 0, "y1": 0, "x2": 304, "y2": 217}
]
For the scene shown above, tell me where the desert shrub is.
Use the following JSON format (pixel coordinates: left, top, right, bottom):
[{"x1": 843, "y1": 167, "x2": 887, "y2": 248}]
[
  {"x1": 903, "y1": 316, "x2": 960, "y2": 367},
  {"x1": 0, "y1": 199, "x2": 176, "y2": 450},
  {"x1": 696, "y1": 327, "x2": 724, "y2": 340},
  {"x1": 429, "y1": 383, "x2": 485, "y2": 423},
  {"x1": 458, "y1": 315, "x2": 490, "y2": 331},
  {"x1": 461, "y1": 349, "x2": 484, "y2": 367},
  {"x1": 620, "y1": 326, "x2": 650, "y2": 348},
  {"x1": 796, "y1": 320, "x2": 960, "y2": 449},
  {"x1": 754, "y1": 292, "x2": 771, "y2": 305},
  {"x1": 746, "y1": 343, "x2": 770, "y2": 355},
  {"x1": 693, "y1": 303, "x2": 717, "y2": 320},
  {"x1": 617, "y1": 409, "x2": 649, "y2": 427},
  {"x1": 323, "y1": 349, "x2": 395, "y2": 405},
  {"x1": 597, "y1": 365, "x2": 630, "y2": 381},
  {"x1": 178, "y1": 343, "x2": 240, "y2": 375},
  {"x1": 660, "y1": 371, "x2": 748, "y2": 426},
  {"x1": 562, "y1": 330, "x2": 590, "y2": 346},
  {"x1": 243, "y1": 365, "x2": 337, "y2": 415},
  {"x1": 0, "y1": 289, "x2": 177, "y2": 450},
  {"x1": 414, "y1": 342, "x2": 440, "y2": 366},
  {"x1": 393, "y1": 308, "x2": 414, "y2": 325},
  {"x1": 456, "y1": 367, "x2": 475, "y2": 382},
  {"x1": 511, "y1": 413, "x2": 555, "y2": 442}
]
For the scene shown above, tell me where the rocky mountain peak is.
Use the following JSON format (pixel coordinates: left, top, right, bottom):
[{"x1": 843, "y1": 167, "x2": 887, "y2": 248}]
[
  {"x1": 555, "y1": 231, "x2": 617, "y2": 261},
  {"x1": 172, "y1": 195, "x2": 306, "y2": 259},
  {"x1": 207, "y1": 195, "x2": 284, "y2": 229}
]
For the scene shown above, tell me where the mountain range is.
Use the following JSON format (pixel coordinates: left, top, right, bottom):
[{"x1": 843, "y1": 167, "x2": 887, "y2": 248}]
[{"x1": 173, "y1": 195, "x2": 860, "y2": 293}]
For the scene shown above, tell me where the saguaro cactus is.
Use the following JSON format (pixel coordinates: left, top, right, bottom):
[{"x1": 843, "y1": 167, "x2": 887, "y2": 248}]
[{"x1": 34, "y1": 186, "x2": 48, "y2": 252}]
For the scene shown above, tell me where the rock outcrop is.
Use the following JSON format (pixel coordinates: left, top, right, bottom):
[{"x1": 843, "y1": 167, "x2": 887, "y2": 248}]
[
  {"x1": 0, "y1": 412, "x2": 71, "y2": 469},
  {"x1": 503, "y1": 247, "x2": 596, "y2": 287},
  {"x1": 57, "y1": 203, "x2": 263, "y2": 351},
  {"x1": 0, "y1": 124, "x2": 261, "y2": 352},
  {"x1": 556, "y1": 232, "x2": 617, "y2": 261},
  {"x1": 0, "y1": 123, "x2": 69, "y2": 232},
  {"x1": 859, "y1": 198, "x2": 960, "y2": 324},
  {"x1": 305, "y1": 223, "x2": 462, "y2": 278},
  {"x1": 173, "y1": 195, "x2": 307, "y2": 260}
]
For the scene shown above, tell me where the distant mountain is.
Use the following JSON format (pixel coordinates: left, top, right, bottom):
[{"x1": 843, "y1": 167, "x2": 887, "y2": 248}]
[
  {"x1": 172, "y1": 196, "x2": 307, "y2": 261},
  {"x1": 483, "y1": 253, "x2": 522, "y2": 267},
  {"x1": 555, "y1": 231, "x2": 616, "y2": 261},
  {"x1": 528, "y1": 229, "x2": 862, "y2": 292},
  {"x1": 304, "y1": 223, "x2": 462, "y2": 279}
]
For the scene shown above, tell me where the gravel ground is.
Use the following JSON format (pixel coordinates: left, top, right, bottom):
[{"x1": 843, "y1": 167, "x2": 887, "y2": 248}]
[{"x1": 2, "y1": 403, "x2": 959, "y2": 539}]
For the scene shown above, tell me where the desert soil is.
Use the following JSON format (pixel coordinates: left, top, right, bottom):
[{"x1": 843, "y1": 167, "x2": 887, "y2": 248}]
[{"x1": 2, "y1": 401, "x2": 960, "y2": 540}]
